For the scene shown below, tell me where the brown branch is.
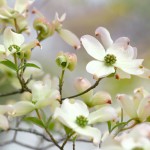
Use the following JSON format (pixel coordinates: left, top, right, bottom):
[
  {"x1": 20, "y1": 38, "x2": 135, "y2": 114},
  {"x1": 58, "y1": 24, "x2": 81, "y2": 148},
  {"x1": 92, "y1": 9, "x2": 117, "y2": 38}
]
[
  {"x1": 62, "y1": 78, "x2": 102, "y2": 100},
  {"x1": 0, "y1": 89, "x2": 23, "y2": 97}
]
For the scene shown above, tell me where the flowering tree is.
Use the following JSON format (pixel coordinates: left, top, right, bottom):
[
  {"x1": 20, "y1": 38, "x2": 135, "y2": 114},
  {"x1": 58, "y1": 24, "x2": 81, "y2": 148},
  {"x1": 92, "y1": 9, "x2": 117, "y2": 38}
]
[{"x1": 0, "y1": 0, "x2": 150, "y2": 150}]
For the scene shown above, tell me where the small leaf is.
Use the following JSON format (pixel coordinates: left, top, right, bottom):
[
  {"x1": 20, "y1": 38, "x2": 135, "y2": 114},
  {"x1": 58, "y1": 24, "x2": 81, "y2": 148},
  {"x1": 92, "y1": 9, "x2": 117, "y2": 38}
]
[
  {"x1": 107, "y1": 121, "x2": 111, "y2": 133},
  {"x1": 63, "y1": 125, "x2": 73, "y2": 135},
  {"x1": 23, "y1": 117, "x2": 45, "y2": 128},
  {"x1": 25, "y1": 63, "x2": 41, "y2": 69},
  {"x1": 0, "y1": 59, "x2": 17, "y2": 71}
]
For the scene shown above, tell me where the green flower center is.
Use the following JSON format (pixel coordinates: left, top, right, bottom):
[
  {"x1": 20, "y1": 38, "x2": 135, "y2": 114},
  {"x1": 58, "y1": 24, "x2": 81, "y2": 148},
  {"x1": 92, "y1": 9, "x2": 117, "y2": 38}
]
[
  {"x1": 8, "y1": 45, "x2": 21, "y2": 53},
  {"x1": 56, "y1": 55, "x2": 68, "y2": 69},
  {"x1": 104, "y1": 54, "x2": 116, "y2": 65},
  {"x1": 76, "y1": 115, "x2": 88, "y2": 128},
  {"x1": 132, "y1": 147, "x2": 144, "y2": 150}
]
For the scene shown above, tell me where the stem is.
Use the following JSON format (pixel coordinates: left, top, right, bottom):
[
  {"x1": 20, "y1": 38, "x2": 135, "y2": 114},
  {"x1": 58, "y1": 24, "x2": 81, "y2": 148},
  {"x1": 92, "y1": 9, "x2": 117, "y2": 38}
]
[
  {"x1": 14, "y1": 19, "x2": 19, "y2": 33},
  {"x1": 73, "y1": 140, "x2": 75, "y2": 150},
  {"x1": 113, "y1": 119, "x2": 138, "y2": 137},
  {"x1": 59, "y1": 69, "x2": 65, "y2": 103},
  {"x1": 61, "y1": 132, "x2": 75, "y2": 149},
  {"x1": 62, "y1": 78, "x2": 102, "y2": 100},
  {"x1": 0, "y1": 89, "x2": 23, "y2": 97},
  {"x1": 35, "y1": 109, "x2": 61, "y2": 149},
  {"x1": 121, "y1": 108, "x2": 123, "y2": 122}
]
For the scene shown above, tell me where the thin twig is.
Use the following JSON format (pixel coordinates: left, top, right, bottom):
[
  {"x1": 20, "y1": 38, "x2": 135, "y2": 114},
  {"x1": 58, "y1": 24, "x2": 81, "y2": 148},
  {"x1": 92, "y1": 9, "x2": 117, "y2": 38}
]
[
  {"x1": 62, "y1": 78, "x2": 102, "y2": 100},
  {"x1": 0, "y1": 89, "x2": 23, "y2": 97},
  {"x1": 61, "y1": 132, "x2": 75, "y2": 149},
  {"x1": 3, "y1": 127, "x2": 51, "y2": 142},
  {"x1": 35, "y1": 109, "x2": 61, "y2": 149}
]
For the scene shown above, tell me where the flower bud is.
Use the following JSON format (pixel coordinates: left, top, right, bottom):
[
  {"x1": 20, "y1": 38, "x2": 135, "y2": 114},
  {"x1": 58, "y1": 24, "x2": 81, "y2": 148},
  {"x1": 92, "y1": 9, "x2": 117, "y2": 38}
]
[
  {"x1": 33, "y1": 18, "x2": 55, "y2": 41},
  {"x1": 66, "y1": 52, "x2": 77, "y2": 71},
  {"x1": 57, "y1": 29, "x2": 81, "y2": 49},
  {"x1": 74, "y1": 77, "x2": 93, "y2": 105},
  {"x1": 56, "y1": 54, "x2": 68, "y2": 69},
  {"x1": 56, "y1": 52, "x2": 77, "y2": 71},
  {"x1": 90, "y1": 91, "x2": 112, "y2": 107}
]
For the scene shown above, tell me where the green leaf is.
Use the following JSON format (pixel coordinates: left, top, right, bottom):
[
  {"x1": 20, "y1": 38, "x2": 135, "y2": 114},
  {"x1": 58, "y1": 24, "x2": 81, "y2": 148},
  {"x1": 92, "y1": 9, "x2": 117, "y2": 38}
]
[
  {"x1": 24, "y1": 63, "x2": 41, "y2": 69},
  {"x1": 23, "y1": 117, "x2": 45, "y2": 128},
  {"x1": 63, "y1": 125, "x2": 73, "y2": 135},
  {"x1": 0, "y1": 59, "x2": 17, "y2": 71},
  {"x1": 107, "y1": 121, "x2": 112, "y2": 133}
]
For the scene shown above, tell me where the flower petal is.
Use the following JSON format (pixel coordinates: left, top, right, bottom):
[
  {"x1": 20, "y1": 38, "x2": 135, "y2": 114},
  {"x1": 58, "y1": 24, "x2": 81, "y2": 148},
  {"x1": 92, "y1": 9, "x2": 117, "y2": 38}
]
[
  {"x1": 115, "y1": 68, "x2": 131, "y2": 79},
  {"x1": 4, "y1": 28, "x2": 24, "y2": 50},
  {"x1": 58, "y1": 29, "x2": 80, "y2": 49},
  {"x1": 0, "y1": 105, "x2": 13, "y2": 114},
  {"x1": 90, "y1": 91, "x2": 112, "y2": 107},
  {"x1": 11, "y1": 101, "x2": 35, "y2": 116},
  {"x1": 74, "y1": 126, "x2": 101, "y2": 145},
  {"x1": 0, "y1": 44, "x2": 6, "y2": 54},
  {"x1": 86, "y1": 60, "x2": 115, "y2": 78},
  {"x1": 35, "y1": 89, "x2": 60, "y2": 108},
  {"x1": 61, "y1": 99, "x2": 89, "y2": 120},
  {"x1": 53, "y1": 107, "x2": 101, "y2": 145},
  {"x1": 0, "y1": 114, "x2": 9, "y2": 130},
  {"x1": 137, "y1": 96, "x2": 150, "y2": 121},
  {"x1": 114, "y1": 37, "x2": 130, "y2": 49},
  {"x1": 88, "y1": 106, "x2": 118, "y2": 124},
  {"x1": 14, "y1": 0, "x2": 34, "y2": 14},
  {"x1": 95, "y1": 27, "x2": 113, "y2": 49},
  {"x1": 81, "y1": 35, "x2": 105, "y2": 60},
  {"x1": 138, "y1": 67, "x2": 150, "y2": 79},
  {"x1": 21, "y1": 40, "x2": 40, "y2": 52},
  {"x1": 117, "y1": 94, "x2": 137, "y2": 119},
  {"x1": 115, "y1": 59, "x2": 144, "y2": 75},
  {"x1": 74, "y1": 77, "x2": 93, "y2": 105}
]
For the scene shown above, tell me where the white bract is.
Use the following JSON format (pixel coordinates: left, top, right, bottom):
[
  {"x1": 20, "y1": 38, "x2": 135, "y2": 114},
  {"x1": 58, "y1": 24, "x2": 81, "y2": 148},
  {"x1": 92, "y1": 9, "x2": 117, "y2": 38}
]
[
  {"x1": 0, "y1": 28, "x2": 39, "y2": 56},
  {"x1": 117, "y1": 87, "x2": 150, "y2": 122},
  {"x1": 10, "y1": 75, "x2": 60, "y2": 116},
  {"x1": 53, "y1": 99, "x2": 117, "y2": 145},
  {"x1": 99, "y1": 123, "x2": 150, "y2": 150},
  {"x1": 80, "y1": 27, "x2": 144, "y2": 79},
  {"x1": 0, "y1": 105, "x2": 13, "y2": 130},
  {"x1": 0, "y1": 0, "x2": 34, "y2": 19}
]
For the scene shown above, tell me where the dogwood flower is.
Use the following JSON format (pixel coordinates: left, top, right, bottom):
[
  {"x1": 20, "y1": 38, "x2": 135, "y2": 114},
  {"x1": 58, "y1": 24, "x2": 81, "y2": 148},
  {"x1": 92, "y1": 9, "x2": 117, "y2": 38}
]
[
  {"x1": 0, "y1": 28, "x2": 40, "y2": 56},
  {"x1": 99, "y1": 123, "x2": 150, "y2": 150},
  {"x1": 10, "y1": 75, "x2": 60, "y2": 116},
  {"x1": 117, "y1": 87, "x2": 150, "y2": 122},
  {"x1": 80, "y1": 27, "x2": 144, "y2": 79},
  {"x1": 0, "y1": 0, "x2": 34, "y2": 19},
  {"x1": 0, "y1": 0, "x2": 34, "y2": 32},
  {"x1": 53, "y1": 99, "x2": 117, "y2": 145},
  {"x1": 33, "y1": 11, "x2": 80, "y2": 49}
]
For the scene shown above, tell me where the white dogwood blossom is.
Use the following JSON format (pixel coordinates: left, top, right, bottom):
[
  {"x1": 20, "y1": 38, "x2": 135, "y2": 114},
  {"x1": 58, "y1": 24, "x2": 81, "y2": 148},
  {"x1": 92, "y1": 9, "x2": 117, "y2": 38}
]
[
  {"x1": 53, "y1": 99, "x2": 117, "y2": 145},
  {"x1": 0, "y1": 28, "x2": 40, "y2": 56},
  {"x1": 98, "y1": 123, "x2": 150, "y2": 150},
  {"x1": 10, "y1": 75, "x2": 60, "y2": 117},
  {"x1": 117, "y1": 87, "x2": 150, "y2": 122},
  {"x1": 81, "y1": 27, "x2": 144, "y2": 79}
]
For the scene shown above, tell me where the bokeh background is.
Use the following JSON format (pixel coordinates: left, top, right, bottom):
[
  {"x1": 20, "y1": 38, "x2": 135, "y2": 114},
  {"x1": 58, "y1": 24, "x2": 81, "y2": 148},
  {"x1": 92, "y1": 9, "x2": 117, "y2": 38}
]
[{"x1": 0, "y1": 0, "x2": 150, "y2": 149}]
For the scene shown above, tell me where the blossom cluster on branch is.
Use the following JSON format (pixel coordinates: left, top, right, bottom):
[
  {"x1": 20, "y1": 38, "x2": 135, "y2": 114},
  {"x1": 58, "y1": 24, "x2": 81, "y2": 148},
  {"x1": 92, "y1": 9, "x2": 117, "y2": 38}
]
[{"x1": 0, "y1": 0, "x2": 150, "y2": 150}]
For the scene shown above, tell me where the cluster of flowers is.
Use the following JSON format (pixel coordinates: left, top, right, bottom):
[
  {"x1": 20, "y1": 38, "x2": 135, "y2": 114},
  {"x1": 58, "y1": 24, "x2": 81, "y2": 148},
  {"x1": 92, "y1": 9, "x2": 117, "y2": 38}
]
[{"x1": 0, "y1": 0, "x2": 150, "y2": 150}]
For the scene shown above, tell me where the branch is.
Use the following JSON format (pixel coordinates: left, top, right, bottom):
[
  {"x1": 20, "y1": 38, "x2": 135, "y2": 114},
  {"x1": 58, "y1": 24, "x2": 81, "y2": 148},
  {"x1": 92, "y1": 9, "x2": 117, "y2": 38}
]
[
  {"x1": 0, "y1": 89, "x2": 23, "y2": 97},
  {"x1": 62, "y1": 78, "x2": 102, "y2": 100},
  {"x1": 3, "y1": 127, "x2": 51, "y2": 142}
]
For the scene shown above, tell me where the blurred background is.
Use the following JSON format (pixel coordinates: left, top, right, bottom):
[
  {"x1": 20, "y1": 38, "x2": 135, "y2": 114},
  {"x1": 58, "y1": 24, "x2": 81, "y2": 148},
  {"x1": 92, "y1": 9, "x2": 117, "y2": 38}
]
[{"x1": 1, "y1": 0, "x2": 150, "y2": 149}]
